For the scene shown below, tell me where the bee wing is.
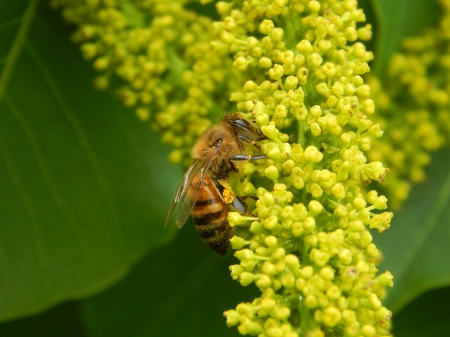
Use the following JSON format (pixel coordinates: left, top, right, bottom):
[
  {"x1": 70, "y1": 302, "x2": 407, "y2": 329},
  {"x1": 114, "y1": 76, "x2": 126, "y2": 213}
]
[
  {"x1": 165, "y1": 143, "x2": 221, "y2": 229},
  {"x1": 165, "y1": 161, "x2": 197, "y2": 228}
]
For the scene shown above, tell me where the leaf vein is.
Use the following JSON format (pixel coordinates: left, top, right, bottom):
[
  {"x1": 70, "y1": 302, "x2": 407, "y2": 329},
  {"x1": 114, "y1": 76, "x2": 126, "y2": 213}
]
[
  {"x1": 5, "y1": 95, "x2": 92, "y2": 260},
  {"x1": 24, "y1": 41, "x2": 124, "y2": 257},
  {"x1": 0, "y1": 133, "x2": 49, "y2": 288},
  {"x1": 0, "y1": 0, "x2": 39, "y2": 106},
  {"x1": 394, "y1": 170, "x2": 450, "y2": 301},
  {"x1": 0, "y1": 16, "x2": 21, "y2": 36}
]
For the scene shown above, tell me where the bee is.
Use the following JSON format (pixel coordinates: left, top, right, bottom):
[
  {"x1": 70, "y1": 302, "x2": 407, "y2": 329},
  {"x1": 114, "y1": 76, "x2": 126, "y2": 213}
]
[{"x1": 165, "y1": 113, "x2": 266, "y2": 255}]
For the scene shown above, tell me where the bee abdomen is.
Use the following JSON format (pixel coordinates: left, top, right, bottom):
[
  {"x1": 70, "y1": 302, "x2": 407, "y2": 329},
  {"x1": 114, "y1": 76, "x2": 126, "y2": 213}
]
[
  {"x1": 191, "y1": 175, "x2": 233, "y2": 255},
  {"x1": 193, "y1": 197, "x2": 222, "y2": 208},
  {"x1": 204, "y1": 222, "x2": 233, "y2": 256},
  {"x1": 193, "y1": 216, "x2": 232, "y2": 256}
]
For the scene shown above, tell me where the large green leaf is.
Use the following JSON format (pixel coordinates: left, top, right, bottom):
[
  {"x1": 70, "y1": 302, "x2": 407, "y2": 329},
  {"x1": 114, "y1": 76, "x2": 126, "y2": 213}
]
[
  {"x1": 375, "y1": 148, "x2": 450, "y2": 313},
  {"x1": 79, "y1": 223, "x2": 259, "y2": 337},
  {"x1": 392, "y1": 286, "x2": 450, "y2": 337},
  {"x1": 0, "y1": 0, "x2": 179, "y2": 322},
  {"x1": 0, "y1": 301, "x2": 86, "y2": 337},
  {"x1": 369, "y1": 0, "x2": 449, "y2": 314},
  {"x1": 370, "y1": 0, "x2": 440, "y2": 76},
  {"x1": 356, "y1": 0, "x2": 377, "y2": 56}
]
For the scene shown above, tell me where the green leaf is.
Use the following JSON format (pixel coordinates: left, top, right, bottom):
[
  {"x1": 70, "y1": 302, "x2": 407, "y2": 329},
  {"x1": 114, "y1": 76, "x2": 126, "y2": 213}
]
[
  {"x1": 370, "y1": 0, "x2": 440, "y2": 76},
  {"x1": 0, "y1": 301, "x2": 87, "y2": 337},
  {"x1": 357, "y1": 0, "x2": 377, "y2": 57},
  {"x1": 78, "y1": 224, "x2": 259, "y2": 337},
  {"x1": 0, "y1": 1, "x2": 179, "y2": 322},
  {"x1": 374, "y1": 148, "x2": 450, "y2": 313},
  {"x1": 391, "y1": 286, "x2": 450, "y2": 337}
]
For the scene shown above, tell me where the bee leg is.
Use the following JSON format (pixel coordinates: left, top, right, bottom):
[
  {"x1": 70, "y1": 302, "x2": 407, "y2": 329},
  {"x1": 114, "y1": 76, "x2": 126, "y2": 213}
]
[
  {"x1": 232, "y1": 196, "x2": 256, "y2": 216},
  {"x1": 229, "y1": 154, "x2": 266, "y2": 161},
  {"x1": 236, "y1": 135, "x2": 263, "y2": 149},
  {"x1": 236, "y1": 134, "x2": 251, "y2": 142},
  {"x1": 210, "y1": 175, "x2": 236, "y2": 204},
  {"x1": 239, "y1": 196, "x2": 258, "y2": 201},
  {"x1": 249, "y1": 154, "x2": 266, "y2": 160}
]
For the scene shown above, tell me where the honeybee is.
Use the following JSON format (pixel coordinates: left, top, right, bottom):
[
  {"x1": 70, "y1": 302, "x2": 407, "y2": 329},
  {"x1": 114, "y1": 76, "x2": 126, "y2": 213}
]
[{"x1": 165, "y1": 113, "x2": 266, "y2": 255}]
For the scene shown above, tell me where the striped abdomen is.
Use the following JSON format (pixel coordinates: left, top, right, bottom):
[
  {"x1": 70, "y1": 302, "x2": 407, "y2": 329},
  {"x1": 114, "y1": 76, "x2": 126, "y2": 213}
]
[{"x1": 191, "y1": 175, "x2": 232, "y2": 256}]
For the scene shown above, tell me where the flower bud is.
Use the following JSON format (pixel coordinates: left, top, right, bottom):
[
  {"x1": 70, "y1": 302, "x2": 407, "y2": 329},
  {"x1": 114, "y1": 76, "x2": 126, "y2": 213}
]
[
  {"x1": 224, "y1": 310, "x2": 241, "y2": 326},
  {"x1": 256, "y1": 275, "x2": 272, "y2": 288},
  {"x1": 339, "y1": 249, "x2": 352, "y2": 264},
  {"x1": 264, "y1": 235, "x2": 278, "y2": 248},
  {"x1": 239, "y1": 272, "x2": 254, "y2": 286},
  {"x1": 303, "y1": 146, "x2": 323, "y2": 163},
  {"x1": 305, "y1": 235, "x2": 318, "y2": 247},
  {"x1": 273, "y1": 248, "x2": 286, "y2": 261},
  {"x1": 260, "y1": 19, "x2": 275, "y2": 34},
  {"x1": 322, "y1": 306, "x2": 342, "y2": 327},
  {"x1": 281, "y1": 274, "x2": 295, "y2": 288},
  {"x1": 261, "y1": 214, "x2": 277, "y2": 228},
  {"x1": 374, "y1": 195, "x2": 388, "y2": 210},
  {"x1": 308, "y1": 200, "x2": 323, "y2": 215},
  {"x1": 311, "y1": 123, "x2": 321, "y2": 137},
  {"x1": 231, "y1": 236, "x2": 249, "y2": 249},
  {"x1": 235, "y1": 249, "x2": 254, "y2": 261},
  {"x1": 308, "y1": 0, "x2": 320, "y2": 12},
  {"x1": 296, "y1": 39, "x2": 312, "y2": 54},
  {"x1": 271, "y1": 28, "x2": 284, "y2": 41},
  {"x1": 378, "y1": 271, "x2": 394, "y2": 287},
  {"x1": 259, "y1": 57, "x2": 272, "y2": 68},
  {"x1": 305, "y1": 295, "x2": 318, "y2": 308},
  {"x1": 322, "y1": 62, "x2": 336, "y2": 78},
  {"x1": 269, "y1": 64, "x2": 284, "y2": 79},
  {"x1": 285, "y1": 76, "x2": 299, "y2": 90},
  {"x1": 220, "y1": 30, "x2": 236, "y2": 44},
  {"x1": 361, "y1": 325, "x2": 376, "y2": 337},
  {"x1": 261, "y1": 123, "x2": 279, "y2": 139},
  {"x1": 265, "y1": 165, "x2": 279, "y2": 181}
]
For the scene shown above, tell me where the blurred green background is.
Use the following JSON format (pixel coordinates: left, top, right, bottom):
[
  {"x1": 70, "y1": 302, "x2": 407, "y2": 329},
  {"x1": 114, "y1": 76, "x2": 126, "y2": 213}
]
[{"x1": 0, "y1": 0, "x2": 449, "y2": 336}]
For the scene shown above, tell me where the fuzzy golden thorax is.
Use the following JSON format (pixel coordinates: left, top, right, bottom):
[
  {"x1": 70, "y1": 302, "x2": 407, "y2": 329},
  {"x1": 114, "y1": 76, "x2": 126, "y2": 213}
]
[
  {"x1": 191, "y1": 122, "x2": 243, "y2": 178},
  {"x1": 191, "y1": 114, "x2": 265, "y2": 179}
]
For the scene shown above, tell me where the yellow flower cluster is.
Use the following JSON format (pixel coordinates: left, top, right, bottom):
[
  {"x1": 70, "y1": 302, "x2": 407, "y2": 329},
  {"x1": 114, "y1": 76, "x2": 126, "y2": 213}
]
[
  {"x1": 50, "y1": 0, "x2": 242, "y2": 165},
  {"x1": 52, "y1": 0, "x2": 396, "y2": 336},
  {"x1": 368, "y1": 0, "x2": 450, "y2": 208},
  {"x1": 214, "y1": 1, "x2": 393, "y2": 336}
]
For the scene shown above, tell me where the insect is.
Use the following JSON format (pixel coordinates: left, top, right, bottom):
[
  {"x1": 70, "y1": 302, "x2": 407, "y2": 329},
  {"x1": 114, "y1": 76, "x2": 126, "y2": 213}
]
[{"x1": 165, "y1": 113, "x2": 266, "y2": 255}]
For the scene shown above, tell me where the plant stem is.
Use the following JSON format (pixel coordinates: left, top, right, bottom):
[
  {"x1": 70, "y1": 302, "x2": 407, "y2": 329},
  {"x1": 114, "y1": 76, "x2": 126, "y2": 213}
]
[{"x1": 299, "y1": 241, "x2": 312, "y2": 336}]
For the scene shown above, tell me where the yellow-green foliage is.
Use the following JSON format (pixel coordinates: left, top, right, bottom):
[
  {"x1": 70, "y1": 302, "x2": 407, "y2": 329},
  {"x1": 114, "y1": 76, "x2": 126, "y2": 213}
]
[
  {"x1": 368, "y1": 0, "x2": 450, "y2": 208},
  {"x1": 52, "y1": 0, "x2": 397, "y2": 336},
  {"x1": 212, "y1": 1, "x2": 393, "y2": 336}
]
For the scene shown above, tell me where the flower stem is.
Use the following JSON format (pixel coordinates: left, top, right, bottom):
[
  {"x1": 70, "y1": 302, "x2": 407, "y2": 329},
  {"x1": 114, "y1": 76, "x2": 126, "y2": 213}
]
[{"x1": 299, "y1": 240, "x2": 312, "y2": 336}]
